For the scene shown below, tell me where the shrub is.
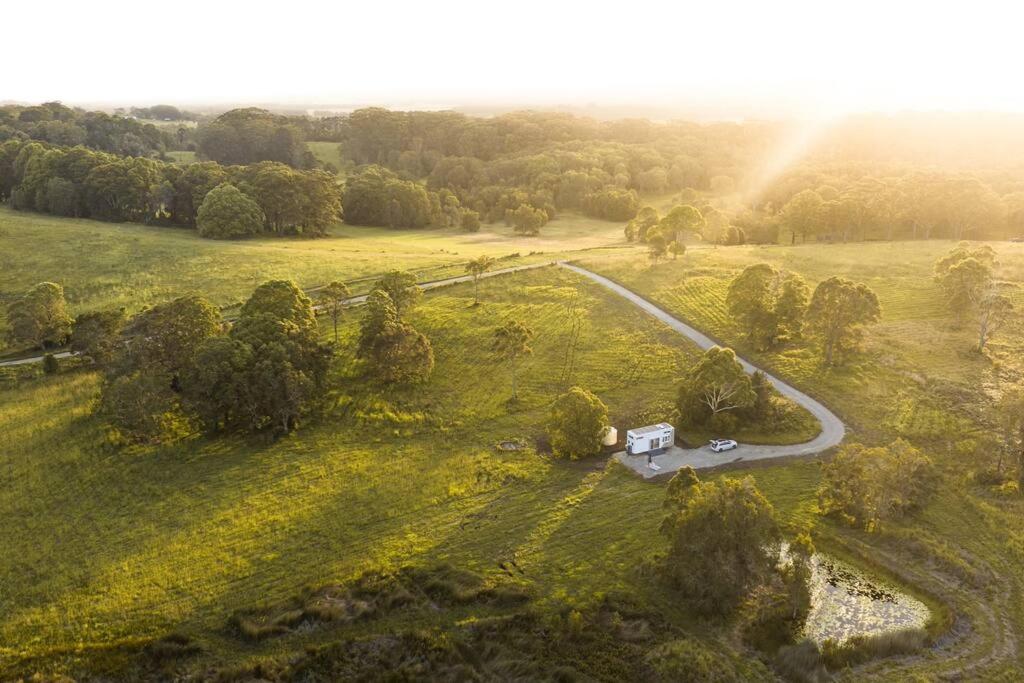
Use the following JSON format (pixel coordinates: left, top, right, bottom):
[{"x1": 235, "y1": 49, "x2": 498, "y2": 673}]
[
  {"x1": 818, "y1": 438, "x2": 935, "y2": 530},
  {"x1": 41, "y1": 353, "x2": 59, "y2": 374}
]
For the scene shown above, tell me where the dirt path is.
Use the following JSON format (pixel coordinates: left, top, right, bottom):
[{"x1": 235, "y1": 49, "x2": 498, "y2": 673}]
[{"x1": 559, "y1": 262, "x2": 846, "y2": 475}]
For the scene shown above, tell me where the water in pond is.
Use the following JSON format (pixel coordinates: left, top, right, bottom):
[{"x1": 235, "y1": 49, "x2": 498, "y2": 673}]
[{"x1": 802, "y1": 554, "x2": 930, "y2": 644}]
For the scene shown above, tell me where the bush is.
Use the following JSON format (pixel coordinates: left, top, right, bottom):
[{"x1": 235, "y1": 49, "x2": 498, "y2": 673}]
[
  {"x1": 818, "y1": 438, "x2": 935, "y2": 530},
  {"x1": 41, "y1": 353, "x2": 59, "y2": 375}
]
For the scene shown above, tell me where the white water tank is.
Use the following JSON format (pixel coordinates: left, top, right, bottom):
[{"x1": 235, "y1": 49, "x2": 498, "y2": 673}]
[{"x1": 602, "y1": 426, "x2": 618, "y2": 446}]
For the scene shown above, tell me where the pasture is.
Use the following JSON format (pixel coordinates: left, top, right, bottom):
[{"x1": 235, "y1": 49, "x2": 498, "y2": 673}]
[
  {"x1": 3, "y1": 235, "x2": 1024, "y2": 679},
  {"x1": 0, "y1": 206, "x2": 630, "y2": 353}
]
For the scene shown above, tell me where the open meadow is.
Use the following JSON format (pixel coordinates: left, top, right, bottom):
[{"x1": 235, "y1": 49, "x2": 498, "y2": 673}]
[
  {"x1": 0, "y1": 206, "x2": 629, "y2": 354},
  {"x1": 6, "y1": 237, "x2": 1018, "y2": 678}
]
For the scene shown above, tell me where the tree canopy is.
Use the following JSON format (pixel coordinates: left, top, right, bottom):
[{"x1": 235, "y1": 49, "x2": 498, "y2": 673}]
[
  {"x1": 196, "y1": 183, "x2": 266, "y2": 239},
  {"x1": 806, "y1": 277, "x2": 881, "y2": 365},
  {"x1": 546, "y1": 387, "x2": 609, "y2": 460}
]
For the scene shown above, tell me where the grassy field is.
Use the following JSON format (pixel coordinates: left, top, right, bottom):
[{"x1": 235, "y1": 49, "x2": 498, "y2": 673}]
[
  {"x1": 0, "y1": 206, "x2": 631, "y2": 353},
  {"x1": 5, "y1": 236, "x2": 1024, "y2": 678},
  {"x1": 583, "y1": 241, "x2": 1024, "y2": 679},
  {"x1": 306, "y1": 141, "x2": 346, "y2": 172},
  {"x1": 1, "y1": 267, "x2": 722, "y2": 676},
  {"x1": 163, "y1": 150, "x2": 198, "y2": 164}
]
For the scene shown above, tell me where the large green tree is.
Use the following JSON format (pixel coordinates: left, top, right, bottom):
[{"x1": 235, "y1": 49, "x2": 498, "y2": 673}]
[
  {"x1": 660, "y1": 474, "x2": 782, "y2": 615},
  {"x1": 6, "y1": 281, "x2": 73, "y2": 348},
  {"x1": 781, "y1": 189, "x2": 823, "y2": 244},
  {"x1": 726, "y1": 264, "x2": 809, "y2": 349},
  {"x1": 818, "y1": 439, "x2": 935, "y2": 530},
  {"x1": 806, "y1": 277, "x2": 881, "y2": 365},
  {"x1": 356, "y1": 290, "x2": 433, "y2": 383},
  {"x1": 677, "y1": 346, "x2": 756, "y2": 425},
  {"x1": 71, "y1": 309, "x2": 126, "y2": 364},
  {"x1": 546, "y1": 387, "x2": 609, "y2": 460},
  {"x1": 658, "y1": 205, "x2": 705, "y2": 243},
  {"x1": 196, "y1": 183, "x2": 266, "y2": 239}
]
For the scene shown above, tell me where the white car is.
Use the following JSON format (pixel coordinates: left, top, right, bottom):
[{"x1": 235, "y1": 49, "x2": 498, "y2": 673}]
[{"x1": 709, "y1": 439, "x2": 738, "y2": 453}]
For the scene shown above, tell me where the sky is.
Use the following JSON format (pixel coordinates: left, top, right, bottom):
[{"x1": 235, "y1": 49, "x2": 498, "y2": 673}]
[{"x1": 6, "y1": 0, "x2": 1024, "y2": 118}]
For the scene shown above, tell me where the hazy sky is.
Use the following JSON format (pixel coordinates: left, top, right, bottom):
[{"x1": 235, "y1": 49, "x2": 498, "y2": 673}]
[{"x1": 6, "y1": 0, "x2": 1024, "y2": 116}]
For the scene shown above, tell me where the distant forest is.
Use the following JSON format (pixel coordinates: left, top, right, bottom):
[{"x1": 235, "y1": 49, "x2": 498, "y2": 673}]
[{"x1": 2, "y1": 102, "x2": 1024, "y2": 241}]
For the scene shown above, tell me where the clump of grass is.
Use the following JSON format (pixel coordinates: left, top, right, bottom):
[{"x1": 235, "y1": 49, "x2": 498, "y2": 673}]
[
  {"x1": 140, "y1": 632, "x2": 201, "y2": 663},
  {"x1": 773, "y1": 640, "x2": 829, "y2": 683},
  {"x1": 230, "y1": 564, "x2": 530, "y2": 642},
  {"x1": 773, "y1": 628, "x2": 928, "y2": 681},
  {"x1": 821, "y1": 627, "x2": 929, "y2": 669}
]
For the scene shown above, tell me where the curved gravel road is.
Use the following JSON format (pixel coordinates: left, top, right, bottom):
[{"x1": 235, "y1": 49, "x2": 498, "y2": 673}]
[{"x1": 561, "y1": 262, "x2": 845, "y2": 477}]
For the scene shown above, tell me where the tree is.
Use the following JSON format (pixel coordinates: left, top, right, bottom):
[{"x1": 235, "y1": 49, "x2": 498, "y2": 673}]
[
  {"x1": 99, "y1": 370, "x2": 185, "y2": 444},
  {"x1": 659, "y1": 474, "x2": 782, "y2": 615},
  {"x1": 817, "y1": 439, "x2": 935, "y2": 530},
  {"x1": 492, "y1": 319, "x2": 534, "y2": 401},
  {"x1": 239, "y1": 280, "x2": 317, "y2": 333},
  {"x1": 546, "y1": 387, "x2": 609, "y2": 460},
  {"x1": 977, "y1": 287, "x2": 1014, "y2": 352},
  {"x1": 658, "y1": 205, "x2": 705, "y2": 243},
  {"x1": 677, "y1": 346, "x2": 756, "y2": 425},
  {"x1": 357, "y1": 290, "x2": 433, "y2": 383},
  {"x1": 667, "y1": 241, "x2": 686, "y2": 261},
  {"x1": 511, "y1": 204, "x2": 546, "y2": 235},
  {"x1": 726, "y1": 264, "x2": 809, "y2": 350},
  {"x1": 6, "y1": 282, "x2": 73, "y2": 348},
  {"x1": 465, "y1": 256, "x2": 495, "y2": 305},
  {"x1": 648, "y1": 233, "x2": 667, "y2": 266},
  {"x1": 371, "y1": 270, "x2": 421, "y2": 316},
  {"x1": 196, "y1": 182, "x2": 266, "y2": 239},
  {"x1": 780, "y1": 189, "x2": 823, "y2": 244},
  {"x1": 461, "y1": 209, "x2": 481, "y2": 232},
  {"x1": 319, "y1": 281, "x2": 351, "y2": 344},
  {"x1": 701, "y1": 207, "x2": 731, "y2": 244},
  {"x1": 220, "y1": 281, "x2": 332, "y2": 432},
  {"x1": 71, "y1": 309, "x2": 126, "y2": 364},
  {"x1": 119, "y1": 295, "x2": 223, "y2": 381},
  {"x1": 739, "y1": 533, "x2": 814, "y2": 653},
  {"x1": 806, "y1": 277, "x2": 881, "y2": 365},
  {"x1": 934, "y1": 244, "x2": 997, "y2": 324},
  {"x1": 625, "y1": 205, "x2": 659, "y2": 242},
  {"x1": 182, "y1": 336, "x2": 252, "y2": 432}
]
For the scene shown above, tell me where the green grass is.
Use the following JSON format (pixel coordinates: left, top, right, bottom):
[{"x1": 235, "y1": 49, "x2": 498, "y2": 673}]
[
  {"x1": 6, "y1": 237, "x2": 1024, "y2": 678},
  {"x1": 0, "y1": 206, "x2": 631, "y2": 353},
  {"x1": 305, "y1": 141, "x2": 346, "y2": 173},
  {"x1": 163, "y1": 150, "x2": 197, "y2": 165},
  {"x1": 583, "y1": 241, "x2": 1024, "y2": 679},
  {"x1": 0, "y1": 267, "x2": 718, "y2": 676}
]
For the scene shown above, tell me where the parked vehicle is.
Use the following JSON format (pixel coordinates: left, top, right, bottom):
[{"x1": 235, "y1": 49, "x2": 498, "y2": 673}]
[{"x1": 709, "y1": 438, "x2": 738, "y2": 453}]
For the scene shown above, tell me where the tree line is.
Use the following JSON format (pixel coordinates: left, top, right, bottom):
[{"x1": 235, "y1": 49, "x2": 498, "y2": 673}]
[
  {"x1": 0, "y1": 101, "x2": 178, "y2": 157},
  {"x1": 0, "y1": 138, "x2": 341, "y2": 237},
  {"x1": 6, "y1": 268, "x2": 445, "y2": 442}
]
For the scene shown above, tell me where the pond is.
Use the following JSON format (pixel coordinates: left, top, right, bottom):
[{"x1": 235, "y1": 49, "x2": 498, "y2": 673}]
[{"x1": 802, "y1": 553, "x2": 931, "y2": 644}]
